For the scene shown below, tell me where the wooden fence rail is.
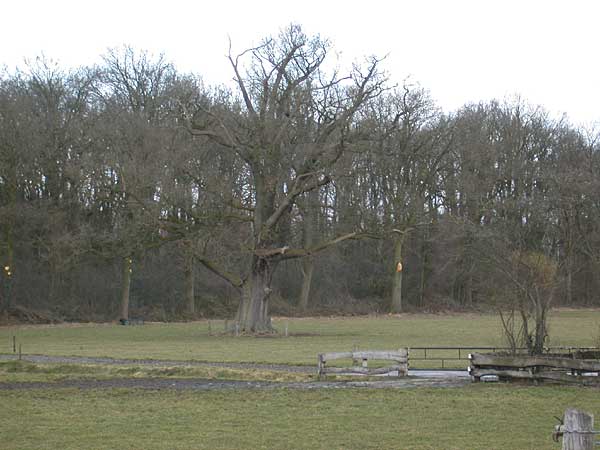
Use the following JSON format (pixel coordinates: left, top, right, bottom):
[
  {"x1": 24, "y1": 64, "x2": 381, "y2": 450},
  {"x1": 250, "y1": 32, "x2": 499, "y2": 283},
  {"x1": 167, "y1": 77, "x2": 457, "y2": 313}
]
[
  {"x1": 469, "y1": 353, "x2": 600, "y2": 384},
  {"x1": 318, "y1": 349, "x2": 408, "y2": 378},
  {"x1": 408, "y1": 346, "x2": 599, "y2": 369}
]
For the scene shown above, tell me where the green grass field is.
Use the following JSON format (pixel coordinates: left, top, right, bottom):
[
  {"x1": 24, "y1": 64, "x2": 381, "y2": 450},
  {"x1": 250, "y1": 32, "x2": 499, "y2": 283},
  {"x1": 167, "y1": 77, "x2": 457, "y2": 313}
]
[
  {"x1": 0, "y1": 385, "x2": 597, "y2": 449},
  {"x1": 1, "y1": 309, "x2": 598, "y2": 366},
  {"x1": 1, "y1": 310, "x2": 598, "y2": 449}
]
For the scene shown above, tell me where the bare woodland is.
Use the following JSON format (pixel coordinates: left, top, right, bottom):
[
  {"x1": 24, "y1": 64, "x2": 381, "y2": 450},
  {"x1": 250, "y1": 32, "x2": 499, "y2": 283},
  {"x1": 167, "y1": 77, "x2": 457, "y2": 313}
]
[{"x1": 1, "y1": 25, "x2": 599, "y2": 332}]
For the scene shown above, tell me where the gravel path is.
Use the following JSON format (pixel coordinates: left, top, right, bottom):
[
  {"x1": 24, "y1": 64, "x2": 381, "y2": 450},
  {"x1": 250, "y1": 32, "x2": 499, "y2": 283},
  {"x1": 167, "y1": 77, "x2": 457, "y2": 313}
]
[
  {"x1": 0, "y1": 354, "x2": 471, "y2": 390},
  {"x1": 0, "y1": 377, "x2": 470, "y2": 391}
]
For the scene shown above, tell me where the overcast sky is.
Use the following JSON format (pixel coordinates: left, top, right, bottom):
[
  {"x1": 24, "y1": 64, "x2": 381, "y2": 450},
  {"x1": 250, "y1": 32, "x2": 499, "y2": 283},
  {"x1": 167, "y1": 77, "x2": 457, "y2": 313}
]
[{"x1": 2, "y1": 0, "x2": 599, "y2": 125}]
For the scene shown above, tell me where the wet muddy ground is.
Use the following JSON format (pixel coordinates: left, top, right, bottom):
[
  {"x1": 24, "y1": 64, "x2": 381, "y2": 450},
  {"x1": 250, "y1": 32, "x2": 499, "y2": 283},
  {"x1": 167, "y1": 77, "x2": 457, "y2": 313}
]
[{"x1": 0, "y1": 354, "x2": 470, "y2": 390}]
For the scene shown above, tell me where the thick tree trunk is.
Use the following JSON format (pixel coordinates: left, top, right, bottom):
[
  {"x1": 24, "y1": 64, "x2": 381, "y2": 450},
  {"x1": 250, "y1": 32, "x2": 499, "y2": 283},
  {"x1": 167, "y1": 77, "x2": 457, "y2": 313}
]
[
  {"x1": 532, "y1": 295, "x2": 549, "y2": 355},
  {"x1": 462, "y1": 228, "x2": 474, "y2": 307},
  {"x1": 418, "y1": 224, "x2": 430, "y2": 309},
  {"x1": 419, "y1": 255, "x2": 426, "y2": 308},
  {"x1": 2, "y1": 179, "x2": 15, "y2": 312},
  {"x1": 48, "y1": 268, "x2": 60, "y2": 309},
  {"x1": 119, "y1": 257, "x2": 132, "y2": 321},
  {"x1": 299, "y1": 256, "x2": 314, "y2": 311},
  {"x1": 464, "y1": 272, "x2": 473, "y2": 307},
  {"x1": 2, "y1": 231, "x2": 14, "y2": 311},
  {"x1": 390, "y1": 236, "x2": 404, "y2": 313},
  {"x1": 565, "y1": 244, "x2": 573, "y2": 306},
  {"x1": 236, "y1": 257, "x2": 274, "y2": 332},
  {"x1": 566, "y1": 266, "x2": 573, "y2": 306},
  {"x1": 183, "y1": 245, "x2": 195, "y2": 315},
  {"x1": 562, "y1": 212, "x2": 574, "y2": 306},
  {"x1": 299, "y1": 189, "x2": 318, "y2": 312}
]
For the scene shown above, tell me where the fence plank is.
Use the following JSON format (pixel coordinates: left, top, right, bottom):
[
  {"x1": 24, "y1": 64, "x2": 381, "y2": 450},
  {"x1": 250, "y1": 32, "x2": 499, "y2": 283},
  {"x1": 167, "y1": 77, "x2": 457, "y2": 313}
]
[
  {"x1": 317, "y1": 349, "x2": 408, "y2": 378},
  {"x1": 320, "y1": 350, "x2": 407, "y2": 362},
  {"x1": 320, "y1": 352, "x2": 354, "y2": 361},
  {"x1": 469, "y1": 367, "x2": 593, "y2": 384},
  {"x1": 470, "y1": 354, "x2": 600, "y2": 372},
  {"x1": 322, "y1": 365, "x2": 406, "y2": 375},
  {"x1": 351, "y1": 350, "x2": 408, "y2": 360}
]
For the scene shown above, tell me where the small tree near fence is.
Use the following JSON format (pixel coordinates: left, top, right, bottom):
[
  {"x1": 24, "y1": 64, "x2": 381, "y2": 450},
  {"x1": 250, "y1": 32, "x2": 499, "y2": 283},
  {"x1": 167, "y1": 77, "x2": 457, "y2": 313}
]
[
  {"x1": 498, "y1": 251, "x2": 557, "y2": 355},
  {"x1": 478, "y1": 229, "x2": 559, "y2": 355}
]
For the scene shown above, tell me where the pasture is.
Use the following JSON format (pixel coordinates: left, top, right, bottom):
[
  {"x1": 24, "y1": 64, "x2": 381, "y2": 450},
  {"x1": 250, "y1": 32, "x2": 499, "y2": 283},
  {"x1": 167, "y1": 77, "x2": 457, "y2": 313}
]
[
  {"x1": 1, "y1": 309, "x2": 599, "y2": 449},
  {"x1": 1, "y1": 309, "x2": 597, "y2": 365},
  {"x1": 1, "y1": 385, "x2": 598, "y2": 449}
]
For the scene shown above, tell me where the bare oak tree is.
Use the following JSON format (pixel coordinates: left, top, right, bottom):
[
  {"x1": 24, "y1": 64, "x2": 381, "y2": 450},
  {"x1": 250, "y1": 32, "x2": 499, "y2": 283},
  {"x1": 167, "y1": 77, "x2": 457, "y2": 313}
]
[{"x1": 187, "y1": 25, "x2": 386, "y2": 331}]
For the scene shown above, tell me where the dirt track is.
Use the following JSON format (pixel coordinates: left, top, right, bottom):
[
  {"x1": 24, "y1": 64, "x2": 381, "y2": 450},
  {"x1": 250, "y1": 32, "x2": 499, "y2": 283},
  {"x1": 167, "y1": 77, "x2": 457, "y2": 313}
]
[{"x1": 0, "y1": 376, "x2": 470, "y2": 391}]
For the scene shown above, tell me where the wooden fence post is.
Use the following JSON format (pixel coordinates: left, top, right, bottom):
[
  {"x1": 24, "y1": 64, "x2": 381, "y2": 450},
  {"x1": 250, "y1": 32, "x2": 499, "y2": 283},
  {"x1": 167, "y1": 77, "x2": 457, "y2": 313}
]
[
  {"x1": 317, "y1": 354, "x2": 324, "y2": 379},
  {"x1": 561, "y1": 408, "x2": 595, "y2": 450}
]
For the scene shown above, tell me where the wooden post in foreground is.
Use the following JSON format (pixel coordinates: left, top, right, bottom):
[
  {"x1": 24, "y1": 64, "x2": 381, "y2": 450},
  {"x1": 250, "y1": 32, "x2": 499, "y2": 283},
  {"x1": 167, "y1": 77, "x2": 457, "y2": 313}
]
[{"x1": 559, "y1": 408, "x2": 595, "y2": 450}]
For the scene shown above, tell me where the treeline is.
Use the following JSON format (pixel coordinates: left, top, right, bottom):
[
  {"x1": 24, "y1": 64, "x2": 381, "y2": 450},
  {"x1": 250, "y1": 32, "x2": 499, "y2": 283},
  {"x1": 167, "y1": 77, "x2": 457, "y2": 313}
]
[{"x1": 1, "y1": 25, "x2": 599, "y2": 325}]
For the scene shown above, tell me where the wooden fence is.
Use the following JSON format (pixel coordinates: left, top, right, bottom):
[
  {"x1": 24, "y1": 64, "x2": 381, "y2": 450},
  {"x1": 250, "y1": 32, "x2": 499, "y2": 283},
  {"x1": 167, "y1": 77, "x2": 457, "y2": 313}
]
[
  {"x1": 469, "y1": 353, "x2": 600, "y2": 384},
  {"x1": 317, "y1": 349, "x2": 408, "y2": 378},
  {"x1": 408, "y1": 346, "x2": 599, "y2": 369}
]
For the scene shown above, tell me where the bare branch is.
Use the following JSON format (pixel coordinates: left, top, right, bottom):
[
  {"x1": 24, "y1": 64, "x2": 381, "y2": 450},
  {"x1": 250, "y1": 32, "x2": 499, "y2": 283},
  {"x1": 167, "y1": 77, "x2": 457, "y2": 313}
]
[
  {"x1": 196, "y1": 255, "x2": 244, "y2": 289},
  {"x1": 262, "y1": 174, "x2": 330, "y2": 233},
  {"x1": 227, "y1": 37, "x2": 264, "y2": 118},
  {"x1": 264, "y1": 231, "x2": 380, "y2": 262}
]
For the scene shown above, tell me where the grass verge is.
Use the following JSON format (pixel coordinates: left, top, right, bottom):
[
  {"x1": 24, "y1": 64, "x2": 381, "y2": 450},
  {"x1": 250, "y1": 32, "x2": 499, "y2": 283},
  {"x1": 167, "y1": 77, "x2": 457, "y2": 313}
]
[
  {"x1": 0, "y1": 360, "x2": 313, "y2": 383},
  {"x1": 1, "y1": 384, "x2": 598, "y2": 449}
]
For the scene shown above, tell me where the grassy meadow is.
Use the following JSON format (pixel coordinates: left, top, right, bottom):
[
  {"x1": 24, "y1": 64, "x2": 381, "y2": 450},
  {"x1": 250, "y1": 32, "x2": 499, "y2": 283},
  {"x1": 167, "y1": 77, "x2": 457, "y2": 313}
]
[
  {"x1": 1, "y1": 309, "x2": 598, "y2": 366},
  {"x1": 1, "y1": 385, "x2": 598, "y2": 449},
  {"x1": 0, "y1": 309, "x2": 598, "y2": 449}
]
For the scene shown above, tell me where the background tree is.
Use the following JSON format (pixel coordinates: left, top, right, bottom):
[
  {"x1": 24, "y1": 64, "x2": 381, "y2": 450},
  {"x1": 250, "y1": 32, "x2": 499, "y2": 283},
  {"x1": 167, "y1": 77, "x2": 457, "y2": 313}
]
[
  {"x1": 1, "y1": 29, "x2": 599, "y2": 325},
  {"x1": 186, "y1": 25, "x2": 386, "y2": 331},
  {"x1": 480, "y1": 237, "x2": 558, "y2": 355}
]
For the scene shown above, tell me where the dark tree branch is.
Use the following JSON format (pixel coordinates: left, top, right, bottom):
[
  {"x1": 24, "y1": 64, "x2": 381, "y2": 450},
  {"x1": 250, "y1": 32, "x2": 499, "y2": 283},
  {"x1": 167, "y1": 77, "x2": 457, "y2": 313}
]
[{"x1": 196, "y1": 255, "x2": 244, "y2": 289}]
